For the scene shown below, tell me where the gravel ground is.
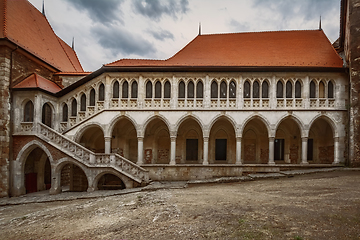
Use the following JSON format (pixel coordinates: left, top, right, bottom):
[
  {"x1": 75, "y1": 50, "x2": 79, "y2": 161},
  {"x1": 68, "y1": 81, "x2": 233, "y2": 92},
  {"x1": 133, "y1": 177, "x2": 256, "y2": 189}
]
[{"x1": 0, "y1": 170, "x2": 359, "y2": 240}]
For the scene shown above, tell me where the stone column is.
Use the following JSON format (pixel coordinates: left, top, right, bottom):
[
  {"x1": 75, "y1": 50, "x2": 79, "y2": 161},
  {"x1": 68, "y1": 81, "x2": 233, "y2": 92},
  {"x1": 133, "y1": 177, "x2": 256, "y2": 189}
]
[
  {"x1": 137, "y1": 137, "x2": 144, "y2": 165},
  {"x1": 104, "y1": 136, "x2": 111, "y2": 154},
  {"x1": 170, "y1": 136, "x2": 176, "y2": 165},
  {"x1": 203, "y1": 137, "x2": 209, "y2": 165},
  {"x1": 268, "y1": 137, "x2": 275, "y2": 165},
  {"x1": 301, "y1": 137, "x2": 309, "y2": 164},
  {"x1": 333, "y1": 137, "x2": 340, "y2": 164},
  {"x1": 236, "y1": 137, "x2": 242, "y2": 164}
]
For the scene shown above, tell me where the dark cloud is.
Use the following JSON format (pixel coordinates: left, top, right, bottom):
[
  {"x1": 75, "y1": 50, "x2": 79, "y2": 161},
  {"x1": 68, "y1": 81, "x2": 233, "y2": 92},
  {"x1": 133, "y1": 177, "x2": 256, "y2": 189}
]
[
  {"x1": 148, "y1": 29, "x2": 174, "y2": 41},
  {"x1": 253, "y1": 0, "x2": 339, "y2": 21},
  {"x1": 63, "y1": 0, "x2": 124, "y2": 24},
  {"x1": 91, "y1": 25, "x2": 156, "y2": 56},
  {"x1": 132, "y1": 0, "x2": 189, "y2": 21}
]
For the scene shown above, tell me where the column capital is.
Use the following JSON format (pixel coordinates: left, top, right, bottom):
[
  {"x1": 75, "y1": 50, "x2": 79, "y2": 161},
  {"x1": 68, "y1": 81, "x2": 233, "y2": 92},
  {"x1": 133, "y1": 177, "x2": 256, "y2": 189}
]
[
  {"x1": 334, "y1": 137, "x2": 340, "y2": 142},
  {"x1": 236, "y1": 136, "x2": 242, "y2": 141},
  {"x1": 203, "y1": 137, "x2": 209, "y2": 142},
  {"x1": 137, "y1": 136, "x2": 144, "y2": 141},
  {"x1": 301, "y1": 137, "x2": 308, "y2": 141},
  {"x1": 170, "y1": 136, "x2": 177, "y2": 141},
  {"x1": 104, "y1": 136, "x2": 112, "y2": 141},
  {"x1": 269, "y1": 137, "x2": 275, "y2": 141}
]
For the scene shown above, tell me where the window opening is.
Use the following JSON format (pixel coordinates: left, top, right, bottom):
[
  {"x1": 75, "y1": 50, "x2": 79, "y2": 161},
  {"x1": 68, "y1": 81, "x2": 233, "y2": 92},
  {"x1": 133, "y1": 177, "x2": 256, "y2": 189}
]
[
  {"x1": 186, "y1": 139, "x2": 198, "y2": 161},
  {"x1": 122, "y1": 81, "x2": 128, "y2": 98},
  {"x1": 80, "y1": 94, "x2": 86, "y2": 111},
  {"x1": 196, "y1": 81, "x2": 203, "y2": 98},
  {"x1": 276, "y1": 81, "x2": 283, "y2": 98},
  {"x1": 286, "y1": 81, "x2": 292, "y2": 98},
  {"x1": 244, "y1": 81, "x2": 250, "y2": 98},
  {"x1": 188, "y1": 81, "x2": 194, "y2": 98},
  {"x1": 90, "y1": 89, "x2": 95, "y2": 106},
  {"x1": 99, "y1": 84, "x2": 105, "y2": 101},
  {"x1": 164, "y1": 81, "x2": 171, "y2": 98},
  {"x1": 71, "y1": 99, "x2": 77, "y2": 116},
  {"x1": 113, "y1": 81, "x2": 119, "y2": 98},
  {"x1": 211, "y1": 81, "x2": 218, "y2": 98},
  {"x1": 310, "y1": 81, "x2": 316, "y2": 98},
  {"x1": 295, "y1": 81, "x2": 301, "y2": 98},
  {"x1": 319, "y1": 81, "x2": 325, "y2": 98},
  {"x1": 24, "y1": 101, "x2": 34, "y2": 122},
  {"x1": 62, "y1": 104, "x2": 68, "y2": 122},
  {"x1": 42, "y1": 103, "x2": 52, "y2": 127},
  {"x1": 179, "y1": 81, "x2": 185, "y2": 98},
  {"x1": 146, "y1": 81, "x2": 152, "y2": 98},
  {"x1": 131, "y1": 81, "x2": 138, "y2": 98},
  {"x1": 328, "y1": 81, "x2": 334, "y2": 98},
  {"x1": 220, "y1": 81, "x2": 227, "y2": 98},
  {"x1": 253, "y1": 81, "x2": 260, "y2": 98},
  {"x1": 154, "y1": 81, "x2": 161, "y2": 99},
  {"x1": 262, "y1": 81, "x2": 269, "y2": 98},
  {"x1": 229, "y1": 81, "x2": 236, "y2": 98}
]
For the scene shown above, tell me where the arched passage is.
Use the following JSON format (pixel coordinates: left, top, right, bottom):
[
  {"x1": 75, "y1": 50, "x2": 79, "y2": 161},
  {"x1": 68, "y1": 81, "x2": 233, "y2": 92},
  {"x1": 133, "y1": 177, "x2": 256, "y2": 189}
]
[
  {"x1": 308, "y1": 118, "x2": 334, "y2": 164},
  {"x1": 24, "y1": 147, "x2": 51, "y2": 194},
  {"x1": 144, "y1": 118, "x2": 170, "y2": 164},
  {"x1": 78, "y1": 126, "x2": 105, "y2": 153},
  {"x1": 60, "y1": 163, "x2": 88, "y2": 192},
  {"x1": 97, "y1": 174, "x2": 125, "y2": 190},
  {"x1": 176, "y1": 118, "x2": 203, "y2": 164},
  {"x1": 111, "y1": 118, "x2": 138, "y2": 163},
  {"x1": 209, "y1": 118, "x2": 236, "y2": 164},
  {"x1": 275, "y1": 118, "x2": 302, "y2": 163},
  {"x1": 242, "y1": 118, "x2": 269, "y2": 164}
]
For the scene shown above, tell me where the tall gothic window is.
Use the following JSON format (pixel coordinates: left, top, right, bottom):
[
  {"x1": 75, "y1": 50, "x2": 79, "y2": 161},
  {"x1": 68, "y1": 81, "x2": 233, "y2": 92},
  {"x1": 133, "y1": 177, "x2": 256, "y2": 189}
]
[
  {"x1": 196, "y1": 81, "x2": 203, "y2": 98},
  {"x1": 42, "y1": 103, "x2": 52, "y2": 127},
  {"x1": 90, "y1": 88, "x2": 95, "y2": 106},
  {"x1": 262, "y1": 81, "x2": 269, "y2": 98},
  {"x1": 179, "y1": 81, "x2": 185, "y2": 98},
  {"x1": 276, "y1": 81, "x2": 283, "y2": 98},
  {"x1": 71, "y1": 99, "x2": 77, "y2": 116},
  {"x1": 146, "y1": 81, "x2": 152, "y2": 98},
  {"x1": 131, "y1": 81, "x2": 138, "y2": 98},
  {"x1": 286, "y1": 81, "x2": 292, "y2": 98},
  {"x1": 295, "y1": 81, "x2": 301, "y2": 98},
  {"x1": 244, "y1": 81, "x2": 250, "y2": 98},
  {"x1": 319, "y1": 81, "x2": 325, "y2": 98},
  {"x1": 164, "y1": 81, "x2": 171, "y2": 98},
  {"x1": 62, "y1": 104, "x2": 68, "y2": 122},
  {"x1": 99, "y1": 83, "x2": 105, "y2": 101},
  {"x1": 220, "y1": 81, "x2": 227, "y2": 98},
  {"x1": 188, "y1": 81, "x2": 194, "y2": 98},
  {"x1": 122, "y1": 81, "x2": 128, "y2": 98},
  {"x1": 253, "y1": 81, "x2": 260, "y2": 98},
  {"x1": 328, "y1": 81, "x2": 334, "y2": 98},
  {"x1": 310, "y1": 81, "x2": 316, "y2": 98},
  {"x1": 211, "y1": 81, "x2": 218, "y2": 98},
  {"x1": 80, "y1": 94, "x2": 86, "y2": 111},
  {"x1": 155, "y1": 81, "x2": 161, "y2": 98},
  {"x1": 24, "y1": 100, "x2": 34, "y2": 122},
  {"x1": 229, "y1": 80, "x2": 236, "y2": 98},
  {"x1": 113, "y1": 81, "x2": 119, "y2": 98}
]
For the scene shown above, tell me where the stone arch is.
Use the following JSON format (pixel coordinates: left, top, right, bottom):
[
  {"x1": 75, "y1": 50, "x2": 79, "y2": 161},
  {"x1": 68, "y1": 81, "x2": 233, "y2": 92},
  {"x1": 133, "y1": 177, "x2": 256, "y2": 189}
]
[
  {"x1": 308, "y1": 114, "x2": 337, "y2": 138},
  {"x1": 75, "y1": 123, "x2": 105, "y2": 153},
  {"x1": 93, "y1": 170, "x2": 131, "y2": 190},
  {"x1": 74, "y1": 122, "x2": 106, "y2": 143},
  {"x1": 108, "y1": 114, "x2": 139, "y2": 137},
  {"x1": 142, "y1": 114, "x2": 171, "y2": 136},
  {"x1": 240, "y1": 114, "x2": 271, "y2": 138},
  {"x1": 208, "y1": 114, "x2": 237, "y2": 137},
  {"x1": 175, "y1": 114, "x2": 205, "y2": 137},
  {"x1": 274, "y1": 114, "x2": 305, "y2": 136}
]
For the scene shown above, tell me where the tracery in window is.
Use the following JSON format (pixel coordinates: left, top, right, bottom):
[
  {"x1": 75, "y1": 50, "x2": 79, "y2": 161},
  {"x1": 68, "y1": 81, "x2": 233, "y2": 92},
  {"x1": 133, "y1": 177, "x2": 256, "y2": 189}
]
[
  {"x1": 276, "y1": 81, "x2": 283, "y2": 98},
  {"x1": 253, "y1": 81, "x2": 260, "y2": 98},
  {"x1": 188, "y1": 81, "x2": 194, "y2": 98},
  {"x1": 99, "y1": 83, "x2": 105, "y2": 101},
  {"x1": 164, "y1": 81, "x2": 171, "y2": 98},
  {"x1": 24, "y1": 101, "x2": 34, "y2": 122},
  {"x1": 328, "y1": 81, "x2": 334, "y2": 98},
  {"x1": 196, "y1": 81, "x2": 203, "y2": 98},
  {"x1": 179, "y1": 81, "x2": 185, "y2": 98},
  {"x1": 62, "y1": 104, "x2": 68, "y2": 122},
  {"x1": 262, "y1": 81, "x2": 269, "y2": 98},
  {"x1": 295, "y1": 81, "x2": 301, "y2": 98},
  {"x1": 113, "y1": 81, "x2": 119, "y2": 98},
  {"x1": 122, "y1": 81, "x2": 128, "y2": 98},
  {"x1": 131, "y1": 81, "x2": 138, "y2": 98},
  {"x1": 146, "y1": 81, "x2": 152, "y2": 98},
  {"x1": 211, "y1": 81, "x2": 218, "y2": 98},
  {"x1": 220, "y1": 81, "x2": 227, "y2": 98},
  {"x1": 319, "y1": 81, "x2": 325, "y2": 98},
  {"x1": 71, "y1": 99, "x2": 77, "y2": 116},
  {"x1": 244, "y1": 81, "x2": 250, "y2": 98},
  {"x1": 310, "y1": 81, "x2": 316, "y2": 98},
  {"x1": 80, "y1": 93, "x2": 86, "y2": 111},
  {"x1": 229, "y1": 80, "x2": 236, "y2": 98},
  {"x1": 90, "y1": 88, "x2": 95, "y2": 106},
  {"x1": 286, "y1": 81, "x2": 292, "y2": 98},
  {"x1": 155, "y1": 81, "x2": 161, "y2": 98}
]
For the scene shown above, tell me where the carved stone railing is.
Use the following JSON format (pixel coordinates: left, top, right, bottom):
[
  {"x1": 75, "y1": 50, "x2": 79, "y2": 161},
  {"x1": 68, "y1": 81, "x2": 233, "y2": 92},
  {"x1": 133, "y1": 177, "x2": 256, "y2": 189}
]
[
  {"x1": 262, "y1": 99, "x2": 269, "y2": 108},
  {"x1": 277, "y1": 99, "x2": 284, "y2": 108},
  {"x1": 21, "y1": 122, "x2": 34, "y2": 132}
]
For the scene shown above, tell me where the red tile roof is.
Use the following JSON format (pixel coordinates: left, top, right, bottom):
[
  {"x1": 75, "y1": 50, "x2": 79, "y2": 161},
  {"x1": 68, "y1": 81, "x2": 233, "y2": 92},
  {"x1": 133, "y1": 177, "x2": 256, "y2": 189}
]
[
  {"x1": 12, "y1": 73, "x2": 62, "y2": 93},
  {"x1": 0, "y1": 0, "x2": 84, "y2": 72},
  {"x1": 106, "y1": 30, "x2": 343, "y2": 68}
]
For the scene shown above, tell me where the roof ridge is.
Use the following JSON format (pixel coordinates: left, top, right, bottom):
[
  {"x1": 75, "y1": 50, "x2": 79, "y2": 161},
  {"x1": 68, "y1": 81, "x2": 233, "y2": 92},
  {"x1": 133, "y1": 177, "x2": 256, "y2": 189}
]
[
  {"x1": 165, "y1": 34, "x2": 200, "y2": 61},
  {"x1": 200, "y1": 29, "x2": 321, "y2": 37},
  {"x1": 56, "y1": 36, "x2": 77, "y2": 72},
  {"x1": 105, "y1": 58, "x2": 165, "y2": 66}
]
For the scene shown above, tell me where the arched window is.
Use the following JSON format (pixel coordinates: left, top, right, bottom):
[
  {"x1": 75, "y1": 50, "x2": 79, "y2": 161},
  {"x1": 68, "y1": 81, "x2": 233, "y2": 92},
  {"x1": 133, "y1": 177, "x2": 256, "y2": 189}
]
[
  {"x1": 220, "y1": 81, "x2": 227, "y2": 98},
  {"x1": 196, "y1": 81, "x2": 203, "y2": 99},
  {"x1": 80, "y1": 94, "x2": 86, "y2": 111},
  {"x1": 310, "y1": 81, "x2": 316, "y2": 98},
  {"x1": 71, "y1": 99, "x2": 77, "y2": 116},
  {"x1": 131, "y1": 81, "x2": 138, "y2": 98},
  {"x1": 328, "y1": 81, "x2": 334, "y2": 98},
  {"x1": 164, "y1": 81, "x2": 171, "y2": 98},
  {"x1": 188, "y1": 81, "x2": 194, "y2": 98},
  {"x1": 179, "y1": 81, "x2": 185, "y2": 98},
  {"x1": 229, "y1": 80, "x2": 236, "y2": 98},
  {"x1": 155, "y1": 81, "x2": 161, "y2": 98},
  {"x1": 295, "y1": 81, "x2": 301, "y2": 98},
  {"x1": 276, "y1": 81, "x2": 283, "y2": 98},
  {"x1": 42, "y1": 103, "x2": 52, "y2": 127},
  {"x1": 24, "y1": 101, "x2": 34, "y2": 122},
  {"x1": 253, "y1": 81, "x2": 260, "y2": 98},
  {"x1": 262, "y1": 81, "x2": 269, "y2": 98},
  {"x1": 62, "y1": 104, "x2": 68, "y2": 122},
  {"x1": 211, "y1": 81, "x2": 218, "y2": 98},
  {"x1": 113, "y1": 81, "x2": 119, "y2": 98},
  {"x1": 90, "y1": 88, "x2": 95, "y2": 106},
  {"x1": 286, "y1": 81, "x2": 292, "y2": 98},
  {"x1": 319, "y1": 81, "x2": 325, "y2": 98},
  {"x1": 146, "y1": 81, "x2": 152, "y2": 98},
  {"x1": 122, "y1": 81, "x2": 128, "y2": 98},
  {"x1": 244, "y1": 81, "x2": 250, "y2": 98},
  {"x1": 99, "y1": 83, "x2": 105, "y2": 101}
]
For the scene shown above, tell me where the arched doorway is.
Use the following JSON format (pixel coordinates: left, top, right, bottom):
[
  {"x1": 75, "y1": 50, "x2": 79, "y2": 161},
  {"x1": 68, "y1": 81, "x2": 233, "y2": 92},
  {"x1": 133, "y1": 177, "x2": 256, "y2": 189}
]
[
  {"x1": 242, "y1": 118, "x2": 269, "y2": 164},
  {"x1": 176, "y1": 118, "x2": 203, "y2": 164},
  {"x1": 308, "y1": 118, "x2": 334, "y2": 164},
  {"x1": 275, "y1": 118, "x2": 302, "y2": 163},
  {"x1": 24, "y1": 147, "x2": 51, "y2": 194},
  {"x1": 97, "y1": 174, "x2": 125, "y2": 190},
  {"x1": 78, "y1": 126, "x2": 105, "y2": 153},
  {"x1": 60, "y1": 163, "x2": 88, "y2": 192},
  {"x1": 111, "y1": 118, "x2": 137, "y2": 163},
  {"x1": 209, "y1": 118, "x2": 236, "y2": 164},
  {"x1": 144, "y1": 118, "x2": 170, "y2": 164}
]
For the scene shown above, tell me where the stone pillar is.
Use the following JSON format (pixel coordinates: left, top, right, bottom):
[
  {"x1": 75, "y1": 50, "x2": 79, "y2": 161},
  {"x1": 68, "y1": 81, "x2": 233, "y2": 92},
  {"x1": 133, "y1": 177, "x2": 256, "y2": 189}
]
[
  {"x1": 49, "y1": 165, "x2": 61, "y2": 195},
  {"x1": 104, "y1": 136, "x2": 111, "y2": 154},
  {"x1": 236, "y1": 137, "x2": 242, "y2": 164},
  {"x1": 301, "y1": 137, "x2": 309, "y2": 164},
  {"x1": 137, "y1": 137, "x2": 144, "y2": 165},
  {"x1": 268, "y1": 137, "x2": 275, "y2": 165},
  {"x1": 333, "y1": 137, "x2": 340, "y2": 164},
  {"x1": 170, "y1": 136, "x2": 176, "y2": 165},
  {"x1": 203, "y1": 137, "x2": 209, "y2": 165}
]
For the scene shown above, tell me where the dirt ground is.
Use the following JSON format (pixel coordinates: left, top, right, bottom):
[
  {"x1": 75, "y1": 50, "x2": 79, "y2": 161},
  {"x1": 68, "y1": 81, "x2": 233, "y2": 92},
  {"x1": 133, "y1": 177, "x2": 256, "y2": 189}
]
[{"x1": 0, "y1": 171, "x2": 359, "y2": 240}]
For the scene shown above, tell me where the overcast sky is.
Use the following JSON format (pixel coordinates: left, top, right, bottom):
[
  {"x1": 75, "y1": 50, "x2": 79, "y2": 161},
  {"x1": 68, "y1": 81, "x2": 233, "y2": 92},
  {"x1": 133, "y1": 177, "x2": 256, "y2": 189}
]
[{"x1": 29, "y1": 0, "x2": 341, "y2": 72}]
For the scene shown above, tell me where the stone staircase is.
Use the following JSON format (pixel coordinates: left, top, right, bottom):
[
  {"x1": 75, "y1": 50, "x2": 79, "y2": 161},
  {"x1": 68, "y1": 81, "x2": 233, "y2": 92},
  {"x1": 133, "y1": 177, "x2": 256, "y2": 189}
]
[{"x1": 36, "y1": 123, "x2": 149, "y2": 184}]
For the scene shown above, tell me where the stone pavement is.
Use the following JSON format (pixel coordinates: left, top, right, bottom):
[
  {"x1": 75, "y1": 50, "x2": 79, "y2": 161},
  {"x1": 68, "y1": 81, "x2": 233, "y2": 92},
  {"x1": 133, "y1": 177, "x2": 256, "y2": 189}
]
[{"x1": 1, "y1": 167, "x2": 358, "y2": 206}]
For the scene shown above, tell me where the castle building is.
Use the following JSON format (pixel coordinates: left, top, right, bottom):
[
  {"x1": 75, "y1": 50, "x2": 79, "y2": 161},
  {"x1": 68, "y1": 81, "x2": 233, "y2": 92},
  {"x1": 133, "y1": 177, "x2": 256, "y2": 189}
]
[{"x1": 0, "y1": 0, "x2": 358, "y2": 197}]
